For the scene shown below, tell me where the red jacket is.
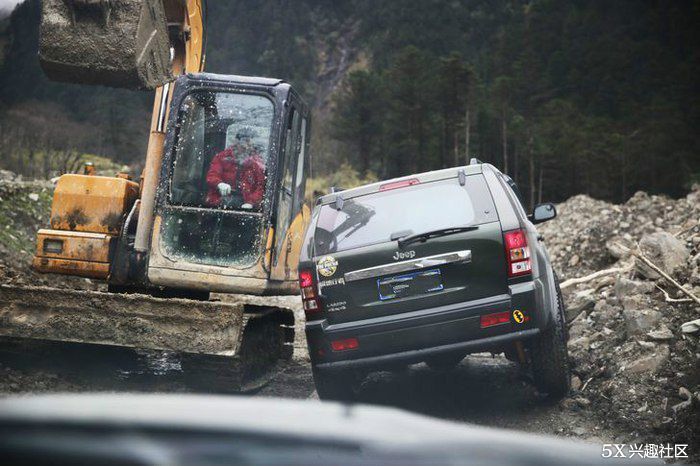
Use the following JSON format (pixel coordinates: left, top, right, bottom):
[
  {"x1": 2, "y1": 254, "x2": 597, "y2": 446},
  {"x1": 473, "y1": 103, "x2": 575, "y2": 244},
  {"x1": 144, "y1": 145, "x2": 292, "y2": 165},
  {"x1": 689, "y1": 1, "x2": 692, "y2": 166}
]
[
  {"x1": 205, "y1": 145, "x2": 265, "y2": 207},
  {"x1": 238, "y1": 154, "x2": 266, "y2": 206}
]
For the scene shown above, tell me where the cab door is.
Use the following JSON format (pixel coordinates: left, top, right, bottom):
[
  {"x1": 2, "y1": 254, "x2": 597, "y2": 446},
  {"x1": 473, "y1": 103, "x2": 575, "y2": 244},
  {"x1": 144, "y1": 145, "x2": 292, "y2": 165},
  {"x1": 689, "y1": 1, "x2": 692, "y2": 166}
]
[{"x1": 270, "y1": 103, "x2": 308, "y2": 281}]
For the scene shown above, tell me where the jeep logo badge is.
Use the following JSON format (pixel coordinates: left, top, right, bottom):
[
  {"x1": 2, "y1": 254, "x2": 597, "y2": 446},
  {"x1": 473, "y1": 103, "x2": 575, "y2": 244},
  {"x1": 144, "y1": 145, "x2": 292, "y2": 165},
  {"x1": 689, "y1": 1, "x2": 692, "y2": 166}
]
[
  {"x1": 393, "y1": 250, "x2": 416, "y2": 261},
  {"x1": 317, "y1": 255, "x2": 338, "y2": 277}
]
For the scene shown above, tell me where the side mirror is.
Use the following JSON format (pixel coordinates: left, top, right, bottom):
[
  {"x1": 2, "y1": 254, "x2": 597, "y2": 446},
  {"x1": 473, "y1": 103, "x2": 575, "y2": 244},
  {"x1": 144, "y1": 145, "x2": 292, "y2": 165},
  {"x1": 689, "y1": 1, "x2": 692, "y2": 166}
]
[{"x1": 530, "y1": 203, "x2": 557, "y2": 224}]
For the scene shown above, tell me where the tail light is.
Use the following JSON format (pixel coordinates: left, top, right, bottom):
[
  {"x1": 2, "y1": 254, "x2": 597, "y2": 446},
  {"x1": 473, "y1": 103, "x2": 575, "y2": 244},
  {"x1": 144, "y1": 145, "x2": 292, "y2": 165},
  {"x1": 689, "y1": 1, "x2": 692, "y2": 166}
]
[
  {"x1": 504, "y1": 229, "x2": 531, "y2": 277},
  {"x1": 299, "y1": 269, "x2": 322, "y2": 319}
]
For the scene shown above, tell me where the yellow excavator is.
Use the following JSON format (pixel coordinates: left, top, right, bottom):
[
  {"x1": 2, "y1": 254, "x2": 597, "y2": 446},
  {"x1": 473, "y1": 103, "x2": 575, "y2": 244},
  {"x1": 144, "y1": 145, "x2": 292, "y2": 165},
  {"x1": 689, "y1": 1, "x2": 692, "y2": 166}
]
[{"x1": 0, "y1": 0, "x2": 311, "y2": 390}]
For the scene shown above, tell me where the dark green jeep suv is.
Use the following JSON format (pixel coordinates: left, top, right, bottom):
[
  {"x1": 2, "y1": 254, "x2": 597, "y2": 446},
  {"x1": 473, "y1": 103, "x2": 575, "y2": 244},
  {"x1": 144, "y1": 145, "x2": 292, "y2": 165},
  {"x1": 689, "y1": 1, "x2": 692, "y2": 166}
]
[{"x1": 298, "y1": 161, "x2": 569, "y2": 401}]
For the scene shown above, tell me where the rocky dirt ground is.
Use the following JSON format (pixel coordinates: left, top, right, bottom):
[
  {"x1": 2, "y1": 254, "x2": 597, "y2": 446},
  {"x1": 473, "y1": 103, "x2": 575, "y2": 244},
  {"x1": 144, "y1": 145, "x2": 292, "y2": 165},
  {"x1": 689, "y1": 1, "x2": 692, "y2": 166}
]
[
  {"x1": 0, "y1": 173, "x2": 698, "y2": 462},
  {"x1": 539, "y1": 187, "x2": 700, "y2": 460}
]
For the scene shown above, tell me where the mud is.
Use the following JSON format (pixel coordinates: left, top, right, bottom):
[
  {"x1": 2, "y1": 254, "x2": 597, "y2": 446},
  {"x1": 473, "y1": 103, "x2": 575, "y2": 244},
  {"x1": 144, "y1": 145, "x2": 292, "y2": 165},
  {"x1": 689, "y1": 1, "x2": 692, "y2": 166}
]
[
  {"x1": 39, "y1": 0, "x2": 173, "y2": 89},
  {"x1": 0, "y1": 324, "x2": 622, "y2": 452}
]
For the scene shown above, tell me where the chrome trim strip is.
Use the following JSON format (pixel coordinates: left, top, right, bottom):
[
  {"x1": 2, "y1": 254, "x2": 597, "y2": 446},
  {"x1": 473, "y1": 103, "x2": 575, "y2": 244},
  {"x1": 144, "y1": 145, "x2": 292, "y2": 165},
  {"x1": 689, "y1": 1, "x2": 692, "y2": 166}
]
[
  {"x1": 156, "y1": 82, "x2": 170, "y2": 133},
  {"x1": 344, "y1": 250, "x2": 471, "y2": 283}
]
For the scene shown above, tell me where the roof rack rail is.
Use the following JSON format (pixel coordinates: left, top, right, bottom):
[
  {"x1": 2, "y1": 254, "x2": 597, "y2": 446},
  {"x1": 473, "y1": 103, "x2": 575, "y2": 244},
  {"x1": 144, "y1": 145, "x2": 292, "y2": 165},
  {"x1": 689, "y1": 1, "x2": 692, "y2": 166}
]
[
  {"x1": 330, "y1": 186, "x2": 345, "y2": 194},
  {"x1": 469, "y1": 158, "x2": 482, "y2": 165}
]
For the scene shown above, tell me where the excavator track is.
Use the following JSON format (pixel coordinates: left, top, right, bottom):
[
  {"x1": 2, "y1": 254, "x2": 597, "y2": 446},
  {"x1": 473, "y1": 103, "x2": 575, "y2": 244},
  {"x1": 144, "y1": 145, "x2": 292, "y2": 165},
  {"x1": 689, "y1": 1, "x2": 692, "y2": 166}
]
[{"x1": 0, "y1": 285, "x2": 294, "y2": 392}]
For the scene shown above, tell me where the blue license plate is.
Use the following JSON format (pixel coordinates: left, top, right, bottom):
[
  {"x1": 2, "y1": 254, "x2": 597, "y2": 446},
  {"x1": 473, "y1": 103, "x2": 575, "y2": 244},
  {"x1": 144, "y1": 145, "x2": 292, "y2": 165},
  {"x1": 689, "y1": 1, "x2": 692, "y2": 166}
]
[{"x1": 378, "y1": 269, "x2": 444, "y2": 301}]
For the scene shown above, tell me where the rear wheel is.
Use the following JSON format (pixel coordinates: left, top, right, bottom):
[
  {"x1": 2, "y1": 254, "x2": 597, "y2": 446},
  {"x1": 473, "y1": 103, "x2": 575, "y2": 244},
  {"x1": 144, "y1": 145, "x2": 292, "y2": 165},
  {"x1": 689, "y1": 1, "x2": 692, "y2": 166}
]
[
  {"x1": 312, "y1": 365, "x2": 361, "y2": 402},
  {"x1": 530, "y1": 277, "x2": 570, "y2": 398},
  {"x1": 425, "y1": 352, "x2": 465, "y2": 371}
]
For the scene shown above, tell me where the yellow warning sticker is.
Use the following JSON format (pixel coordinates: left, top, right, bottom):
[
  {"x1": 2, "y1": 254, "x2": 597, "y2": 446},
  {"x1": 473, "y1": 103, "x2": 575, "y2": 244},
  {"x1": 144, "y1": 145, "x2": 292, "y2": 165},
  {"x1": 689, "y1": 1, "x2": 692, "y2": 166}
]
[
  {"x1": 317, "y1": 255, "x2": 338, "y2": 277},
  {"x1": 512, "y1": 309, "x2": 525, "y2": 324}
]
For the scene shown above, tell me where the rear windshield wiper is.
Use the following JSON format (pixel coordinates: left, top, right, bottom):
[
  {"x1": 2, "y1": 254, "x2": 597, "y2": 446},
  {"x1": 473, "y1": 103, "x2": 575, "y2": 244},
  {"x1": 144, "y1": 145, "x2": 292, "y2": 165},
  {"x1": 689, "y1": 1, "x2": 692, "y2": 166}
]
[{"x1": 397, "y1": 225, "x2": 479, "y2": 248}]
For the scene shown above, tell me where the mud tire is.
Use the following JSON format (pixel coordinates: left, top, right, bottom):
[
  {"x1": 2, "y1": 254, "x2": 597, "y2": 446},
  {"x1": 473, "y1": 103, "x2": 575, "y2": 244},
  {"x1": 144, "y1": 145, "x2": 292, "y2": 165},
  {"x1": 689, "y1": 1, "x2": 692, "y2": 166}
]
[{"x1": 530, "y1": 277, "x2": 571, "y2": 398}]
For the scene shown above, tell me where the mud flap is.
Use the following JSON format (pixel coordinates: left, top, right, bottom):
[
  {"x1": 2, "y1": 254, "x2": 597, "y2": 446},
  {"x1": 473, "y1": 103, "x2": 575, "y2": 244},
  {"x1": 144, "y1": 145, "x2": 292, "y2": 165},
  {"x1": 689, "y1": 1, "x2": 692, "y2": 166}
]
[{"x1": 39, "y1": 0, "x2": 173, "y2": 89}]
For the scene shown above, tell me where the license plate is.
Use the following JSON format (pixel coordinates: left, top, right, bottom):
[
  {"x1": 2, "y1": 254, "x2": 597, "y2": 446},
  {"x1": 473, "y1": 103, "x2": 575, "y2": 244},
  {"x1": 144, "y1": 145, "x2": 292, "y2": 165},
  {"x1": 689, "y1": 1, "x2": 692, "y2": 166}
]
[{"x1": 378, "y1": 269, "x2": 444, "y2": 301}]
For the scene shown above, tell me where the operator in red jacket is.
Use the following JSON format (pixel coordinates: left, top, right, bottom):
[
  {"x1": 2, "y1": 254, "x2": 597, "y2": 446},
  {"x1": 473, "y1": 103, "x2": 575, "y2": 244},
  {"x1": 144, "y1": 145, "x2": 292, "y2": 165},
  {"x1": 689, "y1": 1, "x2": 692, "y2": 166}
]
[{"x1": 205, "y1": 129, "x2": 266, "y2": 209}]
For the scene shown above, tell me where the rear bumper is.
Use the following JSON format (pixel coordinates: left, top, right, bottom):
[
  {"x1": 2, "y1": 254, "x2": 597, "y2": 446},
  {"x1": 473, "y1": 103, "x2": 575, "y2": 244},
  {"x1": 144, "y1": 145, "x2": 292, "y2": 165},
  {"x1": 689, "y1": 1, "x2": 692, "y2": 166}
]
[{"x1": 307, "y1": 281, "x2": 543, "y2": 371}]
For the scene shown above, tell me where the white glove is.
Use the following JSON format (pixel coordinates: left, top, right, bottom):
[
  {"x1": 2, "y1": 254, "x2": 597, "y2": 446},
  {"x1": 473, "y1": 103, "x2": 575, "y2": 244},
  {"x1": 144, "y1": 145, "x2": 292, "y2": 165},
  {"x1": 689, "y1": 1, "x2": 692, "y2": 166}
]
[
  {"x1": 241, "y1": 203, "x2": 253, "y2": 209},
  {"x1": 217, "y1": 182, "x2": 232, "y2": 196}
]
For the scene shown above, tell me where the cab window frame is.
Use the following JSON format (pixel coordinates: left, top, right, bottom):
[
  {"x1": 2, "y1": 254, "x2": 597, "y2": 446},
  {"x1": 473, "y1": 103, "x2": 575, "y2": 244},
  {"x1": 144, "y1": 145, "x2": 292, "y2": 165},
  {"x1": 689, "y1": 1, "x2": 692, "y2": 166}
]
[
  {"x1": 273, "y1": 102, "x2": 304, "y2": 265},
  {"x1": 292, "y1": 116, "x2": 310, "y2": 215}
]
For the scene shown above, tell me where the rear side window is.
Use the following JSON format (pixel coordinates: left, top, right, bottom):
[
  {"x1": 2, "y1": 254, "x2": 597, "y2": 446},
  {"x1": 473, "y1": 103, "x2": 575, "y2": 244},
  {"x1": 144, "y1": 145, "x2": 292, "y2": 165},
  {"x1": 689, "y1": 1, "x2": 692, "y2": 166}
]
[
  {"x1": 313, "y1": 175, "x2": 497, "y2": 256},
  {"x1": 498, "y1": 174, "x2": 528, "y2": 218}
]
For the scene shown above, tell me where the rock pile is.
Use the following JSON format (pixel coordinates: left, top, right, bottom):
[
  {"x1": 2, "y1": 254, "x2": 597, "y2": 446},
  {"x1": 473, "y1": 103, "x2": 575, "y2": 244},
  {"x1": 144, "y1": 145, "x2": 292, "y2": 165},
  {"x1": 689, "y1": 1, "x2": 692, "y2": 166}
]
[{"x1": 540, "y1": 186, "x2": 699, "y2": 455}]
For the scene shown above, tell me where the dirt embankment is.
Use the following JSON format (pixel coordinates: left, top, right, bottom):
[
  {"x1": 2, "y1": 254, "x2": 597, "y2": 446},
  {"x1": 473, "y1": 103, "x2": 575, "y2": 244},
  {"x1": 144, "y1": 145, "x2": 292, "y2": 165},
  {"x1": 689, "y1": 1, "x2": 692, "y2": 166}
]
[{"x1": 539, "y1": 186, "x2": 700, "y2": 455}]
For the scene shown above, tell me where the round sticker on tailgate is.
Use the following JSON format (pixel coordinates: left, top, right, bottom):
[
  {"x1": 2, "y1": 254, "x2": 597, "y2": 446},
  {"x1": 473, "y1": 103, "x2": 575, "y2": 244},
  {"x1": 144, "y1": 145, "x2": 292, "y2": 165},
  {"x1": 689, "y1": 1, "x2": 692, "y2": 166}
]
[{"x1": 317, "y1": 255, "x2": 338, "y2": 277}]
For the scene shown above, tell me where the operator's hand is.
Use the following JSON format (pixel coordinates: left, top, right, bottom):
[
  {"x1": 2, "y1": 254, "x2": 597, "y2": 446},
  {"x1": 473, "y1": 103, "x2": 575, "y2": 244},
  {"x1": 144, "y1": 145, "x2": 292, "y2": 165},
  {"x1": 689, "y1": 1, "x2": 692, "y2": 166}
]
[
  {"x1": 217, "y1": 182, "x2": 232, "y2": 196},
  {"x1": 241, "y1": 203, "x2": 253, "y2": 210}
]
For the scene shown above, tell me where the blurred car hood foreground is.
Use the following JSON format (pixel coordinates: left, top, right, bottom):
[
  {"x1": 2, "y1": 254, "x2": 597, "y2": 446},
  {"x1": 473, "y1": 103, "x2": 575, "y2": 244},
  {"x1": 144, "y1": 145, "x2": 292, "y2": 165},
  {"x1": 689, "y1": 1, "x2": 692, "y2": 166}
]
[{"x1": 0, "y1": 393, "x2": 650, "y2": 465}]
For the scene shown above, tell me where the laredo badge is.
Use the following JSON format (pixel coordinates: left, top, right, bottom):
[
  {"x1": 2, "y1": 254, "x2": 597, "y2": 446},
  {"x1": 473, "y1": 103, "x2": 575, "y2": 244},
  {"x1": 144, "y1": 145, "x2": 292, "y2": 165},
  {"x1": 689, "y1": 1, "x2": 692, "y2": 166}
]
[{"x1": 317, "y1": 255, "x2": 338, "y2": 277}]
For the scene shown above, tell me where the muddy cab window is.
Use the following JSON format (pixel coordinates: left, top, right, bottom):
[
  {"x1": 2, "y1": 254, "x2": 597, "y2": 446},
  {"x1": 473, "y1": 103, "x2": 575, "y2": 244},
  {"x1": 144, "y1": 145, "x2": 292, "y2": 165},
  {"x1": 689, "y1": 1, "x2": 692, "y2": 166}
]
[
  {"x1": 170, "y1": 91, "x2": 274, "y2": 211},
  {"x1": 161, "y1": 91, "x2": 275, "y2": 269}
]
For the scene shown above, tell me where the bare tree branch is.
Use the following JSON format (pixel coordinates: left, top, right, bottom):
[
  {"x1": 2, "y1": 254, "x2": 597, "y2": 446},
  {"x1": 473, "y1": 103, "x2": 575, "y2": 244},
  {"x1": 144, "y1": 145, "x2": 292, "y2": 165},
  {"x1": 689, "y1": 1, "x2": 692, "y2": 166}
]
[
  {"x1": 611, "y1": 242, "x2": 700, "y2": 306},
  {"x1": 655, "y1": 285, "x2": 693, "y2": 303},
  {"x1": 560, "y1": 263, "x2": 634, "y2": 290}
]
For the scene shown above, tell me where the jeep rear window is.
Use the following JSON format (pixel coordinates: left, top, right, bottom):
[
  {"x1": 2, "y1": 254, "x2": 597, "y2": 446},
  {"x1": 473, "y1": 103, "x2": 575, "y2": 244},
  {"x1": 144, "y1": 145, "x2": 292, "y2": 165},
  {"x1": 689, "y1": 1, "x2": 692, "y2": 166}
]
[{"x1": 313, "y1": 175, "x2": 497, "y2": 256}]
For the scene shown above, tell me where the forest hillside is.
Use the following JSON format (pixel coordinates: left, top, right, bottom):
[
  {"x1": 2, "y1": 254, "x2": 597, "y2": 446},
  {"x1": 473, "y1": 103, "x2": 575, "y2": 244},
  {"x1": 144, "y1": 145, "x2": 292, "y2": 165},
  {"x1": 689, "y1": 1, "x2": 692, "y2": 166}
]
[{"x1": 0, "y1": 0, "x2": 698, "y2": 204}]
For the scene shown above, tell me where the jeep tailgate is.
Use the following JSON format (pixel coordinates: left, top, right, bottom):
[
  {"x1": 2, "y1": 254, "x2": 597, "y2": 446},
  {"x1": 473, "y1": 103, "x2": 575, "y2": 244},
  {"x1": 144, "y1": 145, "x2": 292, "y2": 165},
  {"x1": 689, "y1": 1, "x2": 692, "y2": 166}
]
[
  {"x1": 310, "y1": 175, "x2": 507, "y2": 325},
  {"x1": 316, "y1": 221, "x2": 507, "y2": 325}
]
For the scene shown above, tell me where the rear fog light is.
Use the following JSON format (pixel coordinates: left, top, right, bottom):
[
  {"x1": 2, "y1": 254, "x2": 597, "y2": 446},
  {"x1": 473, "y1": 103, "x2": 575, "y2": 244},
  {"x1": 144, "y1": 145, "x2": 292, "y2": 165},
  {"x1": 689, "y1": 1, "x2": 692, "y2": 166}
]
[
  {"x1": 331, "y1": 338, "x2": 359, "y2": 351},
  {"x1": 480, "y1": 311, "x2": 511, "y2": 328}
]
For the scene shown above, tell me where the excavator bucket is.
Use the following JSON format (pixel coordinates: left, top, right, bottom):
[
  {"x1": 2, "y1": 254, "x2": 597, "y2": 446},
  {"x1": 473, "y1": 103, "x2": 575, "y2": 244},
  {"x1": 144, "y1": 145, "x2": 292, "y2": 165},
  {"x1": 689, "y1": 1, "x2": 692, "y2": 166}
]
[
  {"x1": 0, "y1": 285, "x2": 295, "y2": 391},
  {"x1": 39, "y1": 0, "x2": 173, "y2": 89}
]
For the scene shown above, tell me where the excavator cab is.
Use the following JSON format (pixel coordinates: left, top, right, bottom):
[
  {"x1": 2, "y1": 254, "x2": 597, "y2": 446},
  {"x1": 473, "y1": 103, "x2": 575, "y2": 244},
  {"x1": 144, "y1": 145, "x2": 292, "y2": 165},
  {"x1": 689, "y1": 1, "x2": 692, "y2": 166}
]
[
  {"x1": 143, "y1": 73, "x2": 311, "y2": 295},
  {"x1": 33, "y1": 0, "x2": 312, "y2": 297}
]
